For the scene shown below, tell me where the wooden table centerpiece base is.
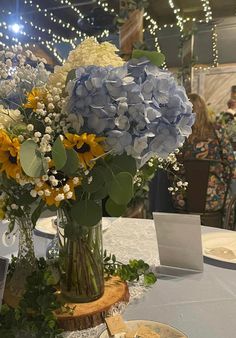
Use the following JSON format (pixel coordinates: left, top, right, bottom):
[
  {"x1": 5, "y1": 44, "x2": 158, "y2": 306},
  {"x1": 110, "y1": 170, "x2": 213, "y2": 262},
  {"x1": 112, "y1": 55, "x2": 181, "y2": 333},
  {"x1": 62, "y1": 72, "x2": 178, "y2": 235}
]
[{"x1": 55, "y1": 276, "x2": 130, "y2": 331}]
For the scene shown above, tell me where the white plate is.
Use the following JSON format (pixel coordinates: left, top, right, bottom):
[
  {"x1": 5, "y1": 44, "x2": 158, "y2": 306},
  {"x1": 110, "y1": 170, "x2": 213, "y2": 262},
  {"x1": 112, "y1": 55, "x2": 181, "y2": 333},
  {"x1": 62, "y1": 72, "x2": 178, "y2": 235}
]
[
  {"x1": 34, "y1": 217, "x2": 112, "y2": 237},
  {"x1": 202, "y1": 231, "x2": 236, "y2": 263},
  {"x1": 99, "y1": 320, "x2": 187, "y2": 338},
  {"x1": 35, "y1": 217, "x2": 57, "y2": 237}
]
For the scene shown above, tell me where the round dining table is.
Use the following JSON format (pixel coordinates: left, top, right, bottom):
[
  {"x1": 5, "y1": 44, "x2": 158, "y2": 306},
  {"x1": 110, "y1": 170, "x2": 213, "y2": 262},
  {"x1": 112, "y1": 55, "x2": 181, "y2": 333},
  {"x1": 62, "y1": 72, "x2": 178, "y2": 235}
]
[{"x1": 1, "y1": 217, "x2": 236, "y2": 338}]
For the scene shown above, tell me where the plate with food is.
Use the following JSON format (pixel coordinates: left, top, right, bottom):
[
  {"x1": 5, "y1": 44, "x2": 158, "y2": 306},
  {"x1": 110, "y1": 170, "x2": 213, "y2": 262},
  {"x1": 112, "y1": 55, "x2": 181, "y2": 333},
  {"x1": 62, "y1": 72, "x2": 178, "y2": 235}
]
[
  {"x1": 202, "y1": 231, "x2": 236, "y2": 263},
  {"x1": 100, "y1": 319, "x2": 187, "y2": 338}
]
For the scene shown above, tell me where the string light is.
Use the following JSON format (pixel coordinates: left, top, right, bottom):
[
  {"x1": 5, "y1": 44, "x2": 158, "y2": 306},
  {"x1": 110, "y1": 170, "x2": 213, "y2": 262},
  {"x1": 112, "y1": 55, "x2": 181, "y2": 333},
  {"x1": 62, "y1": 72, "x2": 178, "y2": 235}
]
[
  {"x1": 24, "y1": 0, "x2": 84, "y2": 37},
  {"x1": 0, "y1": 1, "x2": 218, "y2": 69},
  {"x1": 0, "y1": 8, "x2": 110, "y2": 63},
  {"x1": 0, "y1": 19, "x2": 64, "y2": 64},
  {"x1": 44, "y1": 42, "x2": 65, "y2": 64},
  {"x1": 53, "y1": 0, "x2": 84, "y2": 18},
  {"x1": 168, "y1": 0, "x2": 184, "y2": 31},
  {"x1": 1, "y1": 9, "x2": 79, "y2": 46},
  {"x1": 156, "y1": 18, "x2": 207, "y2": 32},
  {"x1": 23, "y1": 2, "x2": 110, "y2": 42},
  {"x1": 194, "y1": 24, "x2": 219, "y2": 72},
  {"x1": 167, "y1": 1, "x2": 218, "y2": 70},
  {"x1": 19, "y1": 15, "x2": 78, "y2": 44},
  {"x1": 0, "y1": 28, "x2": 63, "y2": 64},
  {"x1": 200, "y1": 0, "x2": 213, "y2": 23},
  {"x1": 212, "y1": 24, "x2": 219, "y2": 67},
  {"x1": 0, "y1": 18, "x2": 65, "y2": 51},
  {"x1": 97, "y1": 1, "x2": 115, "y2": 13}
]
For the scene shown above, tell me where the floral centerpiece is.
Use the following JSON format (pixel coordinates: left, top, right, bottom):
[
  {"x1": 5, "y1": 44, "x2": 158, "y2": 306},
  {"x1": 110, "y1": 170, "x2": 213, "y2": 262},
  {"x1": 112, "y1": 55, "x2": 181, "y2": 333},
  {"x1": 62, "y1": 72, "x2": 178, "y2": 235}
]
[
  {"x1": 0, "y1": 46, "x2": 50, "y2": 293},
  {"x1": 0, "y1": 38, "x2": 194, "y2": 302}
]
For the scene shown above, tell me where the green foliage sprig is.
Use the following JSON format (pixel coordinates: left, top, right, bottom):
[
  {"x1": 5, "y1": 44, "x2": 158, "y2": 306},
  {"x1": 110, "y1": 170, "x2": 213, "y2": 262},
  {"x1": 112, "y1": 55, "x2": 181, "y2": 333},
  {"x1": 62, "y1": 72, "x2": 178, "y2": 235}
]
[
  {"x1": 103, "y1": 250, "x2": 157, "y2": 286},
  {"x1": 0, "y1": 258, "x2": 62, "y2": 338}
]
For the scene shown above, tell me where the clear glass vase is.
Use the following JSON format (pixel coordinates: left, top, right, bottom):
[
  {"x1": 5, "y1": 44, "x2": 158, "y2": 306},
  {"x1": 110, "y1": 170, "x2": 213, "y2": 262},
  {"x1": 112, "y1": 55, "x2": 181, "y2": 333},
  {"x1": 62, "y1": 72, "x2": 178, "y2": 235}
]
[
  {"x1": 17, "y1": 216, "x2": 35, "y2": 265},
  {"x1": 9, "y1": 215, "x2": 36, "y2": 297},
  {"x1": 58, "y1": 209, "x2": 104, "y2": 303}
]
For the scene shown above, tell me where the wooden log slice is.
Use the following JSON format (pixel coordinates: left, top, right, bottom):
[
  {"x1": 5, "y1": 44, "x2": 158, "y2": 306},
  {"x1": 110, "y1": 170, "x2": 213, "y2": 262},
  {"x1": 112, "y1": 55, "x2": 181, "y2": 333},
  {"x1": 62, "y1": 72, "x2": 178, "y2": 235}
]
[{"x1": 55, "y1": 276, "x2": 130, "y2": 331}]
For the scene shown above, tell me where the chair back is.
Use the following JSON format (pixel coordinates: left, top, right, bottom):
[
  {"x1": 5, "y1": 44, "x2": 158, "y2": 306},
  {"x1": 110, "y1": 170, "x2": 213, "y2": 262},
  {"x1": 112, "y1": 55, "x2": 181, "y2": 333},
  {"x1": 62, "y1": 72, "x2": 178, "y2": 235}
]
[
  {"x1": 183, "y1": 158, "x2": 232, "y2": 227},
  {"x1": 184, "y1": 159, "x2": 211, "y2": 213},
  {"x1": 224, "y1": 195, "x2": 236, "y2": 230}
]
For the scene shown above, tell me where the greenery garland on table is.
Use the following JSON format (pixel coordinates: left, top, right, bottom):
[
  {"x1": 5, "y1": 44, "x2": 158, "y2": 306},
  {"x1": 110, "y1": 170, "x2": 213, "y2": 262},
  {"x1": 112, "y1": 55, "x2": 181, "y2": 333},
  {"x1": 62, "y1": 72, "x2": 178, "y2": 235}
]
[{"x1": 0, "y1": 256, "x2": 156, "y2": 338}]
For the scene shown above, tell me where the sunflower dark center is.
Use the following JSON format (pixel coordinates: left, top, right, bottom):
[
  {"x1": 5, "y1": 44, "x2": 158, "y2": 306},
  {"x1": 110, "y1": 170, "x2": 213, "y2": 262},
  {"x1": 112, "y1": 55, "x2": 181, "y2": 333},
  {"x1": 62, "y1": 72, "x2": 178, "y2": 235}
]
[
  {"x1": 74, "y1": 143, "x2": 90, "y2": 153},
  {"x1": 9, "y1": 154, "x2": 17, "y2": 164},
  {"x1": 46, "y1": 169, "x2": 69, "y2": 188}
]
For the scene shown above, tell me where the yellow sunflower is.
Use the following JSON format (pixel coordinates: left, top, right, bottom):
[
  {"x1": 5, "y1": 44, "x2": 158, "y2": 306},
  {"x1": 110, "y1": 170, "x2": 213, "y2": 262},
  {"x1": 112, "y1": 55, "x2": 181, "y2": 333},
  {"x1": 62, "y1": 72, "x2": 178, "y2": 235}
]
[
  {"x1": 0, "y1": 129, "x2": 12, "y2": 150},
  {"x1": 24, "y1": 87, "x2": 46, "y2": 111},
  {"x1": 63, "y1": 133, "x2": 105, "y2": 169},
  {"x1": 0, "y1": 130, "x2": 21, "y2": 179},
  {"x1": 35, "y1": 169, "x2": 80, "y2": 207}
]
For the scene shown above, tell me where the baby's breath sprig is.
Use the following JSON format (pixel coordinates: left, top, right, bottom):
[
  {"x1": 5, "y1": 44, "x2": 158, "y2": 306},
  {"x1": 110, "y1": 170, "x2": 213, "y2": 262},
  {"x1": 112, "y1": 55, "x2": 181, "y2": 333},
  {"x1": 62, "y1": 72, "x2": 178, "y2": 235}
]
[{"x1": 132, "y1": 151, "x2": 188, "y2": 206}]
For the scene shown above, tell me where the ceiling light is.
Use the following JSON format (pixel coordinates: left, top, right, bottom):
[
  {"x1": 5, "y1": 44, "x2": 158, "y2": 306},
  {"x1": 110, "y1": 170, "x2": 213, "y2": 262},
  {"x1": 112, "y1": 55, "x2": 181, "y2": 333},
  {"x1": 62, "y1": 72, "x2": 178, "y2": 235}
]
[{"x1": 9, "y1": 23, "x2": 23, "y2": 33}]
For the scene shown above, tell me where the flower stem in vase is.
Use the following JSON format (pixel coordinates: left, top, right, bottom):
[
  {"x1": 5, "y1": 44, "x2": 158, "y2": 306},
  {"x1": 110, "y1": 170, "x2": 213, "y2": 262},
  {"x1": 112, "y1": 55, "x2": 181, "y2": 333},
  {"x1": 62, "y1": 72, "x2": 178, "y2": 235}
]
[
  {"x1": 8, "y1": 215, "x2": 36, "y2": 299},
  {"x1": 58, "y1": 210, "x2": 104, "y2": 303}
]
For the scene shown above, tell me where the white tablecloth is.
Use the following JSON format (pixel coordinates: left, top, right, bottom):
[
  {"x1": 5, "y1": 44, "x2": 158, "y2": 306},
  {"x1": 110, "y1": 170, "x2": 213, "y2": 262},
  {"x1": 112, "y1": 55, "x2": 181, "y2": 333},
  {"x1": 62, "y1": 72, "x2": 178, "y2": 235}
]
[{"x1": 1, "y1": 217, "x2": 236, "y2": 338}]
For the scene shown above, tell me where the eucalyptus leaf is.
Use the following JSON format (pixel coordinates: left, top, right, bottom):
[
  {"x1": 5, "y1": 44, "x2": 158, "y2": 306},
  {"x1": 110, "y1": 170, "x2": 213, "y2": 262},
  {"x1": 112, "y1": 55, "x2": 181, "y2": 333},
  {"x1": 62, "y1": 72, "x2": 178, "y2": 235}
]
[
  {"x1": 110, "y1": 154, "x2": 137, "y2": 176},
  {"x1": 62, "y1": 149, "x2": 80, "y2": 176},
  {"x1": 92, "y1": 185, "x2": 108, "y2": 200},
  {"x1": 132, "y1": 49, "x2": 165, "y2": 67},
  {"x1": 83, "y1": 166, "x2": 105, "y2": 193},
  {"x1": 6, "y1": 221, "x2": 15, "y2": 234},
  {"x1": 20, "y1": 140, "x2": 45, "y2": 177},
  {"x1": 71, "y1": 199, "x2": 102, "y2": 227},
  {"x1": 101, "y1": 166, "x2": 113, "y2": 186},
  {"x1": 105, "y1": 198, "x2": 127, "y2": 217},
  {"x1": 31, "y1": 200, "x2": 45, "y2": 227},
  {"x1": 52, "y1": 136, "x2": 67, "y2": 170},
  {"x1": 108, "y1": 172, "x2": 134, "y2": 205}
]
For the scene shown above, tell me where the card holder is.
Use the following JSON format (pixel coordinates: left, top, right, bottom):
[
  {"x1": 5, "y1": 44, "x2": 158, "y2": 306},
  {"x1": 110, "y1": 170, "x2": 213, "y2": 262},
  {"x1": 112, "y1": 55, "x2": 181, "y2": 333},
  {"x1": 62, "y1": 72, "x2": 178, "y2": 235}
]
[{"x1": 153, "y1": 212, "x2": 203, "y2": 275}]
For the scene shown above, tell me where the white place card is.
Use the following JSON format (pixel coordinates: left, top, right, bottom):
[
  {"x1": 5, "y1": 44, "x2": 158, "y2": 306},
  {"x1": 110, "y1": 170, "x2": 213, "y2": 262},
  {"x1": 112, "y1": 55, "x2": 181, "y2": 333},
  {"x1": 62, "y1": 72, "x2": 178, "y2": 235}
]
[
  {"x1": 153, "y1": 213, "x2": 203, "y2": 275},
  {"x1": 0, "y1": 256, "x2": 9, "y2": 309}
]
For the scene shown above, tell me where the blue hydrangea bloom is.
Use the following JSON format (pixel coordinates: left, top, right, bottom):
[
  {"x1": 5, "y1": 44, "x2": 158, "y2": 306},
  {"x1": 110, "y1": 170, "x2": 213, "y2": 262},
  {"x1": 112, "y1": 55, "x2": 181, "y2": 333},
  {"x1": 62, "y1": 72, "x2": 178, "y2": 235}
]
[{"x1": 67, "y1": 58, "x2": 194, "y2": 165}]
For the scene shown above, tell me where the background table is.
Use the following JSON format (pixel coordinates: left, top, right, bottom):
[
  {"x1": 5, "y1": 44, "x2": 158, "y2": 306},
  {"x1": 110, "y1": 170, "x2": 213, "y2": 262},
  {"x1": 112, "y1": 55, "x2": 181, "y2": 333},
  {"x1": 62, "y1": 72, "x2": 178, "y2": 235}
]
[{"x1": 1, "y1": 217, "x2": 236, "y2": 338}]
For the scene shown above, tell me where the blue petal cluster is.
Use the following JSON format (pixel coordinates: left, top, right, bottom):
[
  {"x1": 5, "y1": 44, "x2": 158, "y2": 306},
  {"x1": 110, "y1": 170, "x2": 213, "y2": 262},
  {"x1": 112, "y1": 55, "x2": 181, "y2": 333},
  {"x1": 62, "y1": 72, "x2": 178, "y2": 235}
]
[{"x1": 67, "y1": 58, "x2": 194, "y2": 165}]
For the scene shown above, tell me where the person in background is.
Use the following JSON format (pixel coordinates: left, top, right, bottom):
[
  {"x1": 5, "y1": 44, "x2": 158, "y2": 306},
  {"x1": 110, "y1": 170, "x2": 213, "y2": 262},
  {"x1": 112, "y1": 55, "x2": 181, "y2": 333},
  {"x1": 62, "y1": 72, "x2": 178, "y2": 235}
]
[
  {"x1": 169, "y1": 93, "x2": 236, "y2": 227},
  {"x1": 230, "y1": 85, "x2": 236, "y2": 100},
  {"x1": 220, "y1": 99, "x2": 236, "y2": 123},
  {"x1": 217, "y1": 99, "x2": 236, "y2": 150}
]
